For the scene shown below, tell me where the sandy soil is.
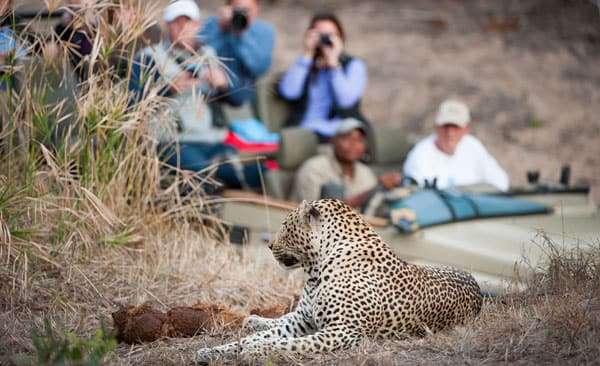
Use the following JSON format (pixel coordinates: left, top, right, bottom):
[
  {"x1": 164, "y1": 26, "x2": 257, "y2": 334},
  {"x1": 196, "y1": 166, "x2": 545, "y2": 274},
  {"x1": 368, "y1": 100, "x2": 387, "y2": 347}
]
[{"x1": 14, "y1": 0, "x2": 600, "y2": 202}]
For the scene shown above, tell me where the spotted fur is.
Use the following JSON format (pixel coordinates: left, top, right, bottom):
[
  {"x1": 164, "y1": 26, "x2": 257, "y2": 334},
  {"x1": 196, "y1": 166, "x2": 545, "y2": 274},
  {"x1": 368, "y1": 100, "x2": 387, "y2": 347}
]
[{"x1": 195, "y1": 199, "x2": 482, "y2": 363}]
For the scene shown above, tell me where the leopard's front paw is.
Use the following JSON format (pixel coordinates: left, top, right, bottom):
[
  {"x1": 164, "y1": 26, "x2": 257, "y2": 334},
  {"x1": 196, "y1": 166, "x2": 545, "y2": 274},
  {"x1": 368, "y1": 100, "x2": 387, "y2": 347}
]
[
  {"x1": 243, "y1": 314, "x2": 273, "y2": 331},
  {"x1": 194, "y1": 348, "x2": 213, "y2": 365}
]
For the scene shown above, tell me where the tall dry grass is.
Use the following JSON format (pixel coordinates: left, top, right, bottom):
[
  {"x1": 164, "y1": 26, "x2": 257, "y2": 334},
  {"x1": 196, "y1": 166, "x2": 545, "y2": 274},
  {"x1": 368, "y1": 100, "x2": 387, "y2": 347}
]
[
  {"x1": 106, "y1": 236, "x2": 600, "y2": 366},
  {"x1": 0, "y1": 2, "x2": 303, "y2": 363}
]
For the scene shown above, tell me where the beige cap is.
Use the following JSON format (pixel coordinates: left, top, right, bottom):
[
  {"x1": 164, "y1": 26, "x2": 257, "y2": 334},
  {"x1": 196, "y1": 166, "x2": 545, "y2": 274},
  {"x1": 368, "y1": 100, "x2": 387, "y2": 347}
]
[
  {"x1": 435, "y1": 99, "x2": 471, "y2": 127},
  {"x1": 164, "y1": 0, "x2": 201, "y2": 23},
  {"x1": 335, "y1": 118, "x2": 367, "y2": 136}
]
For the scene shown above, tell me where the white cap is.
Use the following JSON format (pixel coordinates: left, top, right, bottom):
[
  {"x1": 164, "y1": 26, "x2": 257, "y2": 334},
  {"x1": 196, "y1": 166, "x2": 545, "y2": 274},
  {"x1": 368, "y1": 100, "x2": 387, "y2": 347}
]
[
  {"x1": 335, "y1": 118, "x2": 367, "y2": 136},
  {"x1": 435, "y1": 99, "x2": 471, "y2": 128},
  {"x1": 164, "y1": 0, "x2": 201, "y2": 23}
]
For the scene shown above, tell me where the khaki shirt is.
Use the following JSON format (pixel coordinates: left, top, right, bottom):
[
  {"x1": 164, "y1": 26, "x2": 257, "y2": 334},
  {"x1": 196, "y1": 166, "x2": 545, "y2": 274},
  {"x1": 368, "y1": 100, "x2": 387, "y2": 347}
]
[{"x1": 289, "y1": 148, "x2": 378, "y2": 202}]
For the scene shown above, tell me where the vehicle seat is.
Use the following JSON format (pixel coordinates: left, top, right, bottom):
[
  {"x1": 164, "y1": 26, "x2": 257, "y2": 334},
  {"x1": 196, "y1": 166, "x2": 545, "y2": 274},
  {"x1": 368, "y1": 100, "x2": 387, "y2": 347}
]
[
  {"x1": 367, "y1": 125, "x2": 411, "y2": 176},
  {"x1": 255, "y1": 72, "x2": 291, "y2": 133},
  {"x1": 264, "y1": 127, "x2": 318, "y2": 200},
  {"x1": 220, "y1": 100, "x2": 255, "y2": 124}
]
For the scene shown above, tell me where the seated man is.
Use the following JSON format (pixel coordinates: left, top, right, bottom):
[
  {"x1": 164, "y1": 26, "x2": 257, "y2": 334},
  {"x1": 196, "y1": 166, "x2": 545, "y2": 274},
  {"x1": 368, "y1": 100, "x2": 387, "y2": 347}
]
[
  {"x1": 198, "y1": 0, "x2": 274, "y2": 107},
  {"x1": 290, "y1": 118, "x2": 401, "y2": 209},
  {"x1": 403, "y1": 99, "x2": 509, "y2": 191},
  {"x1": 128, "y1": 0, "x2": 264, "y2": 190}
]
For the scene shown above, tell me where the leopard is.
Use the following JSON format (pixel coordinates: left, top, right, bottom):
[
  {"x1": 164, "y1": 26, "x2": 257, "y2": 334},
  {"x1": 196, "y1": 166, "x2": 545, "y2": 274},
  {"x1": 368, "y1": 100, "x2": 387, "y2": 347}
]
[{"x1": 195, "y1": 199, "x2": 482, "y2": 363}]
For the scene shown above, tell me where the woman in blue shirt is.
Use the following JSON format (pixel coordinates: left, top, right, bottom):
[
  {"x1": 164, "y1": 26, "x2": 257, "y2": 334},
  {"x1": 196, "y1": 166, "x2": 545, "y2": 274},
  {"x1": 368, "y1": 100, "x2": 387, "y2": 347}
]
[{"x1": 279, "y1": 12, "x2": 369, "y2": 143}]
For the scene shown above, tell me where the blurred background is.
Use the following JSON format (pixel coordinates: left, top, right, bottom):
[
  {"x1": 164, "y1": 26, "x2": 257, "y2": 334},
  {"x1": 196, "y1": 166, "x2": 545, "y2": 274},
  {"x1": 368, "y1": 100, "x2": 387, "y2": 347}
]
[{"x1": 13, "y1": 0, "x2": 600, "y2": 201}]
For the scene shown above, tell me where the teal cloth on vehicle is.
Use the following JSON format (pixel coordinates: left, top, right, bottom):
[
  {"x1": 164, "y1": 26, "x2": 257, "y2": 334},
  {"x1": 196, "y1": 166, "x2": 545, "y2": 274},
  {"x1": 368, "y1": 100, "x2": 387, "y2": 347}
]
[
  {"x1": 230, "y1": 118, "x2": 280, "y2": 143},
  {"x1": 389, "y1": 189, "x2": 550, "y2": 233}
]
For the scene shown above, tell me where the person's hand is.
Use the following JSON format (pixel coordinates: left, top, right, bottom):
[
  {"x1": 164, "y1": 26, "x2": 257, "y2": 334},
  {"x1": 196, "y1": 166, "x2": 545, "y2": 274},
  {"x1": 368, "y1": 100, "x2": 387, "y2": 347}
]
[
  {"x1": 44, "y1": 42, "x2": 59, "y2": 58},
  {"x1": 302, "y1": 30, "x2": 320, "y2": 59},
  {"x1": 200, "y1": 66, "x2": 229, "y2": 90},
  {"x1": 379, "y1": 171, "x2": 402, "y2": 190},
  {"x1": 217, "y1": 5, "x2": 233, "y2": 31},
  {"x1": 321, "y1": 34, "x2": 343, "y2": 68},
  {"x1": 170, "y1": 72, "x2": 200, "y2": 94}
]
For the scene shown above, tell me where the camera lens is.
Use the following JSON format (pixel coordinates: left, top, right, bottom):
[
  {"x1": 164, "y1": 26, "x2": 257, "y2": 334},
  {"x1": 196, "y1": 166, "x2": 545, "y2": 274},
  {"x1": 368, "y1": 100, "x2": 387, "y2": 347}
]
[
  {"x1": 319, "y1": 33, "x2": 332, "y2": 47},
  {"x1": 231, "y1": 7, "x2": 248, "y2": 32}
]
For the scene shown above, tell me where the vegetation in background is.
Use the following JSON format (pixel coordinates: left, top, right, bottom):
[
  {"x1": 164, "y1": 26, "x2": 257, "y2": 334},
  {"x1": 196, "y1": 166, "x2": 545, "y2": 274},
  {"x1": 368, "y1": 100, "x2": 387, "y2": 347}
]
[{"x1": 528, "y1": 118, "x2": 544, "y2": 128}]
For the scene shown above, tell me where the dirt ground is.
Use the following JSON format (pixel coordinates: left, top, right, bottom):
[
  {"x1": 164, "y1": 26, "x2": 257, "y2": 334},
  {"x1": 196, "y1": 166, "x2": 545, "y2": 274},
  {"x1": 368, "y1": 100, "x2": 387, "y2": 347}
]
[{"x1": 14, "y1": 0, "x2": 600, "y2": 201}]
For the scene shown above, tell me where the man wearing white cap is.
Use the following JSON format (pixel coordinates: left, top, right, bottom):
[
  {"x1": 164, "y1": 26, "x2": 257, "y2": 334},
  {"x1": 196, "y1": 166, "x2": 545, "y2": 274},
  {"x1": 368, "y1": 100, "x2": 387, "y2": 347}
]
[
  {"x1": 128, "y1": 0, "x2": 266, "y2": 189},
  {"x1": 290, "y1": 118, "x2": 401, "y2": 208},
  {"x1": 403, "y1": 99, "x2": 509, "y2": 191}
]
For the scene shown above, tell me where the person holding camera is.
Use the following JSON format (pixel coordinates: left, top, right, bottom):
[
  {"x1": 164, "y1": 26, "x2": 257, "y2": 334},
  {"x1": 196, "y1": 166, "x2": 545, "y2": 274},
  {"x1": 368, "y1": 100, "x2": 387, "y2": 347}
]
[
  {"x1": 198, "y1": 0, "x2": 274, "y2": 107},
  {"x1": 128, "y1": 0, "x2": 266, "y2": 190},
  {"x1": 278, "y1": 12, "x2": 369, "y2": 143}
]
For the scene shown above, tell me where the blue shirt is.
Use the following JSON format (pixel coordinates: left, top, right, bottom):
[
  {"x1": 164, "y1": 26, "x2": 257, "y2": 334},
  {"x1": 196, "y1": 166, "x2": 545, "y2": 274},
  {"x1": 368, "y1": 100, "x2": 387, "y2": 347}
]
[
  {"x1": 198, "y1": 16, "x2": 275, "y2": 106},
  {"x1": 0, "y1": 26, "x2": 25, "y2": 91},
  {"x1": 279, "y1": 56, "x2": 367, "y2": 137}
]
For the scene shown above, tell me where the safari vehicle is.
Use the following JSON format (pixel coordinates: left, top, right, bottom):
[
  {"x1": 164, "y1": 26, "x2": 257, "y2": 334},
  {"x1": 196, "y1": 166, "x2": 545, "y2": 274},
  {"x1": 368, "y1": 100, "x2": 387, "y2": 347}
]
[{"x1": 217, "y1": 125, "x2": 599, "y2": 294}]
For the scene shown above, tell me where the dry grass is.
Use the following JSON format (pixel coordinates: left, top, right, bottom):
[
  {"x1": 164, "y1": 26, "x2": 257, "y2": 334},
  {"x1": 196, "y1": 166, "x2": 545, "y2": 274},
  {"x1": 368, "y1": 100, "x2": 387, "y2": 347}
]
[
  {"x1": 1, "y1": 2, "x2": 600, "y2": 365},
  {"x1": 89, "y1": 237, "x2": 598, "y2": 366}
]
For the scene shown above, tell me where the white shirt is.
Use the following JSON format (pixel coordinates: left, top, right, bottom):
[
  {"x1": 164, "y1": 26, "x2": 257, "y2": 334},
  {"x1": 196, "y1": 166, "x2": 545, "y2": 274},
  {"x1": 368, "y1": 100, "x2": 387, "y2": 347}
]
[{"x1": 403, "y1": 134, "x2": 509, "y2": 191}]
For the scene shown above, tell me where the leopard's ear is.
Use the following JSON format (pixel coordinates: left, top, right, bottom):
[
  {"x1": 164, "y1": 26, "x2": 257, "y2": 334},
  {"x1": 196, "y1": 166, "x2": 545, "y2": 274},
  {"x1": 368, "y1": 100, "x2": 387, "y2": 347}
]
[{"x1": 299, "y1": 200, "x2": 321, "y2": 231}]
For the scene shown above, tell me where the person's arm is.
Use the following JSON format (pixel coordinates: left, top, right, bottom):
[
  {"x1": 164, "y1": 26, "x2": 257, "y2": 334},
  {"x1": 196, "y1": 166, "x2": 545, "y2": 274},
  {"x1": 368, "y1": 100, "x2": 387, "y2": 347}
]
[
  {"x1": 480, "y1": 149, "x2": 510, "y2": 192},
  {"x1": 228, "y1": 21, "x2": 274, "y2": 78},
  {"x1": 200, "y1": 17, "x2": 274, "y2": 79},
  {"x1": 345, "y1": 190, "x2": 374, "y2": 209},
  {"x1": 278, "y1": 56, "x2": 312, "y2": 100},
  {"x1": 329, "y1": 58, "x2": 367, "y2": 108},
  {"x1": 402, "y1": 147, "x2": 427, "y2": 187},
  {"x1": 344, "y1": 165, "x2": 381, "y2": 208},
  {"x1": 128, "y1": 54, "x2": 154, "y2": 104},
  {"x1": 128, "y1": 53, "x2": 175, "y2": 104},
  {"x1": 198, "y1": 16, "x2": 226, "y2": 53}
]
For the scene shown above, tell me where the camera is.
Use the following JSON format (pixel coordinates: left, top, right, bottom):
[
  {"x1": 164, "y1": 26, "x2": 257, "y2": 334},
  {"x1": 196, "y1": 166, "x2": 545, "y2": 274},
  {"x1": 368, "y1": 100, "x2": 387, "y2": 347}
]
[
  {"x1": 231, "y1": 7, "x2": 249, "y2": 32},
  {"x1": 319, "y1": 33, "x2": 333, "y2": 47}
]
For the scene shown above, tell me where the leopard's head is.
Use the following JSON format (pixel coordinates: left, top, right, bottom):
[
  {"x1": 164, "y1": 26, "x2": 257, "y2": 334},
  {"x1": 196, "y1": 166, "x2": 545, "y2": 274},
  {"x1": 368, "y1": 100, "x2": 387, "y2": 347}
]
[
  {"x1": 268, "y1": 200, "x2": 325, "y2": 269},
  {"x1": 268, "y1": 199, "x2": 358, "y2": 270}
]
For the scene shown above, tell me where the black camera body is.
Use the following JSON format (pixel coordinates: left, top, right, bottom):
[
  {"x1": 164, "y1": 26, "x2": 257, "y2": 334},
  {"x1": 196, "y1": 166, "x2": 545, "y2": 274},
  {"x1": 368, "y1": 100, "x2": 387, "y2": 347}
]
[
  {"x1": 319, "y1": 33, "x2": 333, "y2": 47},
  {"x1": 231, "y1": 7, "x2": 249, "y2": 32}
]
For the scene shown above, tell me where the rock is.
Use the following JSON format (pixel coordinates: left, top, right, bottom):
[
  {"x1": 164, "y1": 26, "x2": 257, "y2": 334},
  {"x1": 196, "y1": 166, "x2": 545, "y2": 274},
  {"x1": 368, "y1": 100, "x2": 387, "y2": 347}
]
[
  {"x1": 112, "y1": 302, "x2": 246, "y2": 344},
  {"x1": 111, "y1": 303, "x2": 169, "y2": 344},
  {"x1": 168, "y1": 306, "x2": 214, "y2": 337},
  {"x1": 189, "y1": 302, "x2": 245, "y2": 331}
]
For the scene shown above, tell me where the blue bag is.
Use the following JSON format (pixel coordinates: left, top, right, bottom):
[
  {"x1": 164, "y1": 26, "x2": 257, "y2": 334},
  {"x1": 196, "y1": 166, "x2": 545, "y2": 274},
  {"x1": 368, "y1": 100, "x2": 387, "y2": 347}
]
[
  {"x1": 230, "y1": 118, "x2": 280, "y2": 144},
  {"x1": 389, "y1": 189, "x2": 550, "y2": 233}
]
